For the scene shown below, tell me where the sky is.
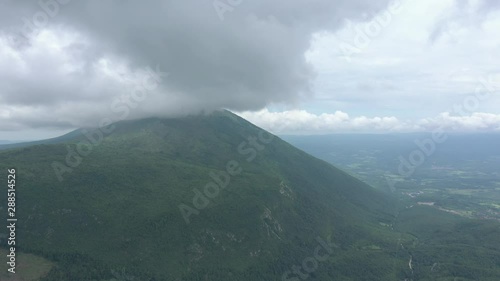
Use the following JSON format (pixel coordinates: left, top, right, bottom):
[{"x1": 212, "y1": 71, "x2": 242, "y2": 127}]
[{"x1": 0, "y1": 0, "x2": 499, "y2": 140}]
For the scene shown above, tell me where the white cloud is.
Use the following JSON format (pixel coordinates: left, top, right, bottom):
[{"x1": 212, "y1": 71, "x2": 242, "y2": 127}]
[
  {"x1": 237, "y1": 109, "x2": 500, "y2": 134},
  {"x1": 418, "y1": 112, "x2": 500, "y2": 131},
  {"x1": 237, "y1": 108, "x2": 407, "y2": 134}
]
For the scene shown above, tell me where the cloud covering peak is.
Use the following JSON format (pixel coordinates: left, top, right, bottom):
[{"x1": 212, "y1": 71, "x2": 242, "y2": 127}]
[{"x1": 0, "y1": 0, "x2": 393, "y2": 130}]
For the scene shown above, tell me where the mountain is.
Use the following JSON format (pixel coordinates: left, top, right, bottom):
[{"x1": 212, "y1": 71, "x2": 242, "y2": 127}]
[
  {"x1": 4, "y1": 111, "x2": 497, "y2": 280},
  {"x1": 0, "y1": 130, "x2": 85, "y2": 151}
]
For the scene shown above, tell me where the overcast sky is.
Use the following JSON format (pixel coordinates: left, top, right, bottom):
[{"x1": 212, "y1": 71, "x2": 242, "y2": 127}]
[{"x1": 0, "y1": 0, "x2": 499, "y2": 140}]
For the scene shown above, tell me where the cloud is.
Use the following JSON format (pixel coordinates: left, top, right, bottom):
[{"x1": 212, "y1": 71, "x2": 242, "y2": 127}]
[
  {"x1": 0, "y1": 0, "x2": 394, "y2": 130},
  {"x1": 237, "y1": 109, "x2": 500, "y2": 134},
  {"x1": 237, "y1": 108, "x2": 408, "y2": 134},
  {"x1": 302, "y1": 0, "x2": 500, "y2": 121},
  {"x1": 429, "y1": 0, "x2": 500, "y2": 42},
  {"x1": 418, "y1": 112, "x2": 500, "y2": 131},
  {"x1": 1, "y1": 0, "x2": 499, "y2": 139}
]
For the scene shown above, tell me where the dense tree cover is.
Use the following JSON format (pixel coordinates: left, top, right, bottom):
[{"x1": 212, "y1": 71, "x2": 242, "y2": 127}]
[{"x1": 0, "y1": 112, "x2": 498, "y2": 280}]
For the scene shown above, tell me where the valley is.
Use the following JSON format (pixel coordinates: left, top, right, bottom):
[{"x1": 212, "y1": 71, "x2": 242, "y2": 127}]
[
  {"x1": 285, "y1": 133, "x2": 500, "y2": 280},
  {"x1": 284, "y1": 134, "x2": 500, "y2": 222}
]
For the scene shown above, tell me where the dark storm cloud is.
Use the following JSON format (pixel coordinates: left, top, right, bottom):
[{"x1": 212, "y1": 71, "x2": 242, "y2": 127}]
[{"x1": 0, "y1": 0, "x2": 392, "y2": 129}]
